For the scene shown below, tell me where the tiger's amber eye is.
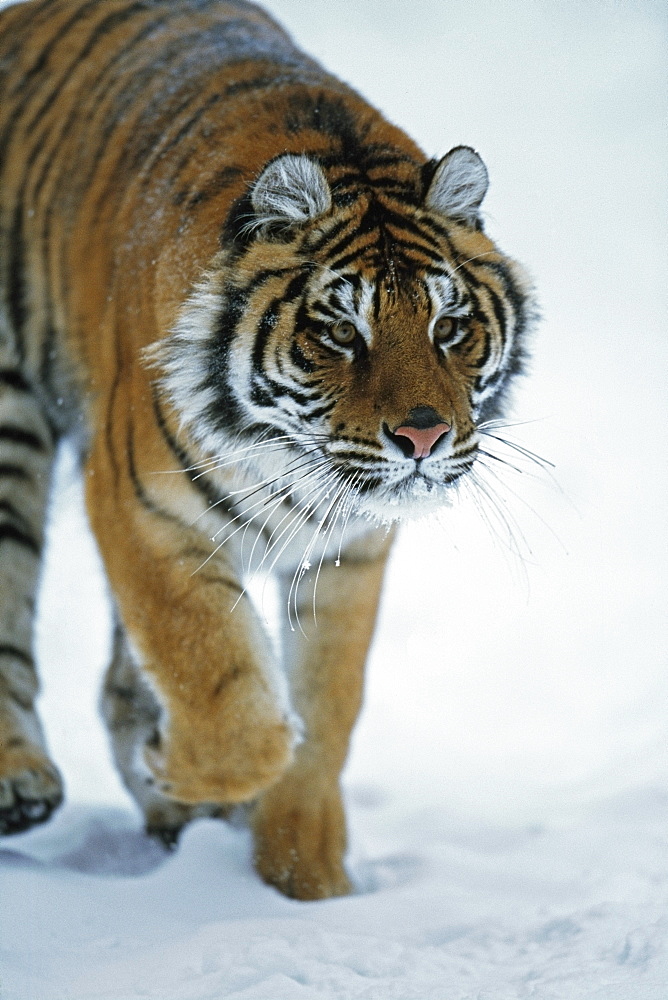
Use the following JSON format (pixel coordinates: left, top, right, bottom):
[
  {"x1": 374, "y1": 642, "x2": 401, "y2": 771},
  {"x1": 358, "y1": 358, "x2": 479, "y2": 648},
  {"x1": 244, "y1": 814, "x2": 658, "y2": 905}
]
[
  {"x1": 330, "y1": 321, "x2": 357, "y2": 345},
  {"x1": 433, "y1": 316, "x2": 458, "y2": 343}
]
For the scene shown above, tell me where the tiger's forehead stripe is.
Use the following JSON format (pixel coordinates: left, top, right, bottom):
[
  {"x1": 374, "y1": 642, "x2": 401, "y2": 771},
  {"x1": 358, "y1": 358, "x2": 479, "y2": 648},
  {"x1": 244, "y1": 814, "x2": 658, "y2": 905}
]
[{"x1": 425, "y1": 273, "x2": 459, "y2": 314}]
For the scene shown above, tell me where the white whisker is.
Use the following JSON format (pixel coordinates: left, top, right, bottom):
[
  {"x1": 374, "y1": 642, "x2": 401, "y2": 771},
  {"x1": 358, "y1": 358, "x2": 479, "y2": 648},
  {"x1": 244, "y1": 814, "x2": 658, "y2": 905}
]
[
  {"x1": 230, "y1": 470, "x2": 341, "y2": 614},
  {"x1": 476, "y1": 454, "x2": 568, "y2": 555},
  {"x1": 449, "y1": 251, "x2": 497, "y2": 275},
  {"x1": 242, "y1": 466, "x2": 335, "y2": 575},
  {"x1": 287, "y1": 472, "x2": 348, "y2": 633},
  {"x1": 309, "y1": 474, "x2": 356, "y2": 625},
  {"x1": 206, "y1": 455, "x2": 330, "y2": 534},
  {"x1": 190, "y1": 460, "x2": 332, "y2": 574}
]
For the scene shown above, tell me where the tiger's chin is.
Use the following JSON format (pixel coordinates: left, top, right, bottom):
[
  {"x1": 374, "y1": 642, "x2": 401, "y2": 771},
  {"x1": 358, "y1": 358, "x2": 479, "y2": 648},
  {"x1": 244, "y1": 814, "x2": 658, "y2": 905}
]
[{"x1": 356, "y1": 472, "x2": 460, "y2": 526}]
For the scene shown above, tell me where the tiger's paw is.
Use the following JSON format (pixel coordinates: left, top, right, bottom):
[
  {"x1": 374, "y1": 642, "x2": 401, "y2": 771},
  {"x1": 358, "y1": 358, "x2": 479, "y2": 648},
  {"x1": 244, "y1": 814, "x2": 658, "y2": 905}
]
[
  {"x1": 145, "y1": 800, "x2": 231, "y2": 849},
  {"x1": 0, "y1": 743, "x2": 63, "y2": 835},
  {"x1": 143, "y1": 708, "x2": 297, "y2": 806},
  {"x1": 251, "y1": 778, "x2": 352, "y2": 900}
]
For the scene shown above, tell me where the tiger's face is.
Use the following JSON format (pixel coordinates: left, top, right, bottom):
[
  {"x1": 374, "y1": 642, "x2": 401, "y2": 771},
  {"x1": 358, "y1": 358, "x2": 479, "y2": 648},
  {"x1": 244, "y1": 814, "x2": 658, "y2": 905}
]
[{"x1": 157, "y1": 147, "x2": 533, "y2": 524}]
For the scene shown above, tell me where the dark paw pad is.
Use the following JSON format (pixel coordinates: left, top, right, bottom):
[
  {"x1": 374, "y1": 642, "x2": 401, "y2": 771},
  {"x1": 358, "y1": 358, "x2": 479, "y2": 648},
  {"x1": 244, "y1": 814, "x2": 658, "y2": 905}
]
[
  {"x1": 0, "y1": 789, "x2": 62, "y2": 835},
  {"x1": 0, "y1": 764, "x2": 64, "y2": 836},
  {"x1": 146, "y1": 824, "x2": 183, "y2": 850}
]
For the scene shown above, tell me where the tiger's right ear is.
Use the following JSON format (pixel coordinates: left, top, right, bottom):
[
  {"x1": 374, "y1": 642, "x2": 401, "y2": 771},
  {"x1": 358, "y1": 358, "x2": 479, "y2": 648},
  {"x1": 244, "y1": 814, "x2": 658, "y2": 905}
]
[{"x1": 250, "y1": 154, "x2": 331, "y2": 231}]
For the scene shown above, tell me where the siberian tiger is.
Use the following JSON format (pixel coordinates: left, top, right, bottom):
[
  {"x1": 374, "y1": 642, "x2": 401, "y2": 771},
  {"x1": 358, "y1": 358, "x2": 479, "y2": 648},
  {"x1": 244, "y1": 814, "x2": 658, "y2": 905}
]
[{"x1": 0, "y1": 0, "x2": 533, "y2": 898}]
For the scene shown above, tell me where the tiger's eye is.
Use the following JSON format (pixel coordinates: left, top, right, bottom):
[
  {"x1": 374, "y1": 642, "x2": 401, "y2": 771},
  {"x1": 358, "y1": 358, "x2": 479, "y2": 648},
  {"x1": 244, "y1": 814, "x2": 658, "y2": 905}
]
[
  {"x1": 433, "y1": 315, "x2": 458, "y2": 343},
  {"x1": 330, "y1": 321, "x2": 357, "y2": 345}
]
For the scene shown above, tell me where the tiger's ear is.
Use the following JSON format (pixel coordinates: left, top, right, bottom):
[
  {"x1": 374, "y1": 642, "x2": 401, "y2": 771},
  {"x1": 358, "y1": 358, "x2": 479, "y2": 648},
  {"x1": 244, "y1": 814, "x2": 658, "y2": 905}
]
[
  {"x1": 424, "y1": 146, "x2": 489, "y2": 226},
  {"x1": 250, "y1": 153, "x2": 331, "y2": 230}
]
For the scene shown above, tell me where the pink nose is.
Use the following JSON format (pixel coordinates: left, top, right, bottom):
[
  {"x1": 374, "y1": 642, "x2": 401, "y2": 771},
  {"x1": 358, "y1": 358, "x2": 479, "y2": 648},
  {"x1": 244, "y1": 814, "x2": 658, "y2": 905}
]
[{"x1": 393, "y1": 422, "x2": 451, "y2": 459}]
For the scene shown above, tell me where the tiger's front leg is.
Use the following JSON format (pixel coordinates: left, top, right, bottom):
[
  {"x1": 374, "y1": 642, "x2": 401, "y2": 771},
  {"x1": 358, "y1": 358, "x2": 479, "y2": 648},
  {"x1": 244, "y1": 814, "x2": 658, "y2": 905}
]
[
  {"x1": 251, "y1": 529, "x2": 393, "y2": 900},
  {"x1": 86, "y1": 441, "x2": 297, "y2": 811}
]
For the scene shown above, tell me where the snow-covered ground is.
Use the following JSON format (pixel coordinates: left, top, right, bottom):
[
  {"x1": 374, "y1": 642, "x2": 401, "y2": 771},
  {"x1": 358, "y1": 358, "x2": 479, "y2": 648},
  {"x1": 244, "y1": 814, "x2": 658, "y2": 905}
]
[{"x1": 1, "y1": 1, "x2": 667, "y2": 997}]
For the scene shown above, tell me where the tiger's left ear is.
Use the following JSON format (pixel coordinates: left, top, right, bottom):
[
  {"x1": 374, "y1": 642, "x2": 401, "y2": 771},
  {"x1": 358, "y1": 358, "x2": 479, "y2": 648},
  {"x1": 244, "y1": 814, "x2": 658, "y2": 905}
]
[
  {"x1": 424, "y1": 146, "x2": 489, "y2": 226},
  {"x1": 250, "y1": 153, "x2": 332, "y2": 230}
]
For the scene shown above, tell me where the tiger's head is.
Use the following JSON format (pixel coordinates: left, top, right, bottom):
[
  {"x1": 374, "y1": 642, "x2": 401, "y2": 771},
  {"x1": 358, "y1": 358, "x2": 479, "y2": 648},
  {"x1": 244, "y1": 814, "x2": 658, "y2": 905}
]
[{"x1": 156, "y1": 146, "x2": 534, "y2": 523}]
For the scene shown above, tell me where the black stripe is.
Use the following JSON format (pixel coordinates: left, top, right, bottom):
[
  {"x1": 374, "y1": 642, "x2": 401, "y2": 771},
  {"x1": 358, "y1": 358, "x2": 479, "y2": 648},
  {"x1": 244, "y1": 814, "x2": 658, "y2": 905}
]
[
  {"x1": 203, "y1": 286, "x2": 247, "y2": 431},
  {"x1": 327, "y1": 245, "x2": 379, "y2": 274},
  {"x1": 105, "y1": 316, "x2": 124, "y2": 492},
  {"x1": 0, "y1": 644, "x2": 34, "y2": 668},
  {"x1": 466, "y1": 292, "x2": 493, "y2": 372},
  {"x1": 99, "y1": 18, "x2": 267, "y2": 173},
  {"x1": 278, "y1": 380, "x2": 322, "y2": 408},
  {"x1": 305, "y1": 217, "x2": 352, "y2": 255},
  {"x1": 131, "y1": 85, "x2": 225, "y2": 176},
  {"x1": 87, "y1": 34, "x2": 207, "y2": 219},
  {"x1": 152, "y1": 391, "x2": 230, "y2": 513},
  {"x1": 0, "y1": 500, "x2": 31, "y2": 533},
  {"x1": 31, "y1": 12, "x2": 173, "y2": 207},
  {"x1": 0, "y1": 464, "x2": 31, "y2": 482},
  {"x1": 39, "y1": 325, "x2": 60, "y2": 401},
  {"x1": 0, "y1": 370, "x2": 31, "y2": 392},
  {"x1": 419, "y1": 215, "x2": 454, "y2": 243},
  {"x1": 239, "y1": 266, "x2": 303, "y2": 298},
  {"x1": 455, "y1": 324, "x2": 480, "y2": 363},
  {"x1": 452, "y1": 443, "x2": 479, "y2": 461},
  {"x1": 0, "y1": 426, "x2": 45, "y2": 451},
  {"x1": 468, "y1": 260, "x2": 528, "y2": 375},
  {"x1": 0, "y1": 0, "x2": 102, "y2": 163},
  {"x1": 250, "y1": 279, "x2": 304, "y2": 379},
  {"x1": 173, "y1": 164, "x2": 244, "y2": 210},
  {"x1": 30, "y1": 11, "x2": 175, "y2": 221},
  {"x1": 320, "y1": 227, "x2": 363, "y2": 268},
  {"x1": 25, "y1": 2, "x2": 149, "y2": 137},
  {"x1": 336, "y1": 432, "x2": 382, "y2": 449},
  {"x1": 330, "y1": 450, "x2": 381, "y2": 464},
  {"x1": 382, "y1": 205, "x2": 444, "y2": 245},
  {"x1": 249, "y1": 271, "x2": 312, "y2": 405},
  {"x1": 483, "y1": 285, "x2": 508, "y2": 349},
  {"x1": 126, "y1": 421, "x2": 184, "y2": 524},
  {"x1": 453, "y1": 259, "x2": 482, "y2": 288},
  {"x1": 310, "y1": 302, "x2": 339, "y2": 322},
  {"x1": 388, "y1": 237, "x2": 445, "y2": 264},
  {"x1": 290, "y1": 340, "x2": 315, "y2": 374},
  {"x1": 355, "y1": 474, "x2": 383, "y2": 494},
  {"x1": 151, "y1": 391, "x2": 197, "y2": 473},
  {"x1": 0, "y1": 524, "x2": 40, "y2": 555},
  {"x1": 302, "y1": 399, "x2": 336, "y2": 422},
  {"x1": 474, "y1": 259, "x2": 526, "y2": 319},
  {"x1": 367, "y1": 177, "x2": 420, "y2": 200},
  {"x1": 6, "y1": 12, "x2": 167, "y2": 412},
  {"x1": 224, "y1": 74, "x2": 278, "y2": 98}
]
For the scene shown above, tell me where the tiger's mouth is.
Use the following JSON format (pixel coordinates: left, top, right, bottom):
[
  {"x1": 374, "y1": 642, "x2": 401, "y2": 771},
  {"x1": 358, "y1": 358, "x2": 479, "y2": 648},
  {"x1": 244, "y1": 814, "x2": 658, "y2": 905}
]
[
  {"x1": 333, "y1": 459, "x2": 475, "y2": 523},
  {"x1": 396, "y1": 465, "x2": 470, "y2": 498}
]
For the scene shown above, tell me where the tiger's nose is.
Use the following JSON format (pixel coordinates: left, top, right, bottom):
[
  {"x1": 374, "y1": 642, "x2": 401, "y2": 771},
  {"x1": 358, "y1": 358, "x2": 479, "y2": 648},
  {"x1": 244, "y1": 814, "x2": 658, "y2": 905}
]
[{"x1": 385, "y1": 406, "x2": 451, "y2": 459}]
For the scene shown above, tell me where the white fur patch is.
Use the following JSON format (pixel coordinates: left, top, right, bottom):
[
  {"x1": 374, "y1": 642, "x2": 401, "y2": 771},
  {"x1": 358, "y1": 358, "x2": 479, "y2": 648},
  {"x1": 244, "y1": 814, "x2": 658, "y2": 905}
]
[
  {"x1": 144, "y1": 268, "x2": 230, "y2": 456},
  {"x1": 328, "y1": 274, "x2": 375, "y2": 346}
]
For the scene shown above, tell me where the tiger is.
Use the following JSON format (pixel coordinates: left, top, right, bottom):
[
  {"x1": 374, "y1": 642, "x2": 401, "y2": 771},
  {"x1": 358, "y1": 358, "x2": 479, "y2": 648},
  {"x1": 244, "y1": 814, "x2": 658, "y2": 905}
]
[{"x1": 0, "y1": 0, "x2": 534, "y2": 899}]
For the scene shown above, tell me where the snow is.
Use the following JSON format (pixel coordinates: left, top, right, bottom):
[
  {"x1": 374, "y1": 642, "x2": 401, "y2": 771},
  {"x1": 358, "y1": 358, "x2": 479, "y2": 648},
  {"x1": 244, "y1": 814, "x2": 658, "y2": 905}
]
[{"x1": 1, "y1": 0, "x2": 667, "y2": 997}]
